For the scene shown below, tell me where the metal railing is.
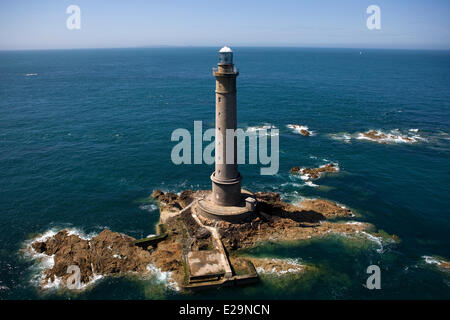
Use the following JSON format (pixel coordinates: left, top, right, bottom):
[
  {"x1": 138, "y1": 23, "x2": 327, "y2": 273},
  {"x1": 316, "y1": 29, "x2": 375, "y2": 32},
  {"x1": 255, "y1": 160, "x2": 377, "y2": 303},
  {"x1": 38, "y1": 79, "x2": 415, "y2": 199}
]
[{"x1": 212, "y1": 66, "x2": 239, "y2": 74}]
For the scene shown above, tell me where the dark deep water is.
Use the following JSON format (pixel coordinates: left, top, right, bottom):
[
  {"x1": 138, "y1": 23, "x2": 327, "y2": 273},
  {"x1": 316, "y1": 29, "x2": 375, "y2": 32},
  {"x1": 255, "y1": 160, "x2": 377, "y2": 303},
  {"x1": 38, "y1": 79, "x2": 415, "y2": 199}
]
[{"x1": 0, "y1": 47, "x2": 449, "y2": 299}]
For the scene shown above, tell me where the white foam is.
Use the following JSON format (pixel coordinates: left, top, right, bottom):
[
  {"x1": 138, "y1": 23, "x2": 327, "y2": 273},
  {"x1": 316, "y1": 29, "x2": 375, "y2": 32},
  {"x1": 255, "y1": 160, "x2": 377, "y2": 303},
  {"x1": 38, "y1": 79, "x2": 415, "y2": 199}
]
[
  {"x1": 42, "y1": 272, "x2": 104, "y2": 291},
  {"x1": 25, "y1": 73, "x2": 38, "y2": 76},
  {"x1": 305, "y1": 181, "x2": 319, "y2": 188},
  {"x1": 422, "y1": 255, "x2": 442, "y2": 265},
  {"x1": 139, "y1": 204, "x2": 158, "y2": 212},
  {"x1": 299, "y1": 174, "x2": 309, "y2": 180},
  {"x1": 330, "y1": 133, "x2": 352, "y2": 143},
  {"x1": 246, "y1": 124, "x2": 278, "y2": 136},
  {"x1": 30, "y1": 229, "x2": 58, "y2": 243},
  {"x1": 360, "y1": 231, "x2": 384, "y2": 253},
  {"x1": 146, "y1": 264, "x2": 180, "y2": 291},
  {"x1": 280, "y1": 182, "x2": 304, "y2": 188},
  {"x1": 66, "y1": 228, "x2": 98, "y2": 240},
  {"x1": 356, "y1": 130, "x2": 425, "y2": 144},
  {"x1": 330, "y1": 129, "x2": 427, "y2": 144},
  {"x1": 328, "y1": 230, "x2": 385, "y2": 253},
  {"x1": 255, "y1": 258, "x2": 304, "y2": 275}
]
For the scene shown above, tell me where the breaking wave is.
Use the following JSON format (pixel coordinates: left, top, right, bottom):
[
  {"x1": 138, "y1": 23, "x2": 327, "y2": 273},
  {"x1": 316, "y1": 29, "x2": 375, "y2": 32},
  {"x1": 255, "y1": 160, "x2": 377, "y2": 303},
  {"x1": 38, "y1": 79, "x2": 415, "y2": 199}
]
[
  {"x1": 305, "y1": 181, "x2": 319, "y2": 188},
  {"x1": 422, "y1": 255, "x2": 443, "y2": 265},
  {"x1": 139, "y1": 204, "x2": 158, "y2": 212},
  {"x1": 330, "y1": 129, "x2": 427, "y2": 144},
  {"x1": 329, "y1": 132, "x2": 352, "y2": 143},
  {"x1": 146, "y1": 264, "x2": 180, "y2": 291},
  {"x1": 245, "y1": 124, "x2": 278, "y2": 136},
  {"x1": 356, "y1": 129, "x2": 427, "y2": 144}
]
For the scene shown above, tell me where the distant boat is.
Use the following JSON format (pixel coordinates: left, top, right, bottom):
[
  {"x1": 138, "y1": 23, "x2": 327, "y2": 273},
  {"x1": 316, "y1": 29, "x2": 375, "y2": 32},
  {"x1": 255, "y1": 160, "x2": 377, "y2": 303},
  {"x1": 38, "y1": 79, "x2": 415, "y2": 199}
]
[{"x1": 25, "y1": 73, "x2": 38, "y2": 76}]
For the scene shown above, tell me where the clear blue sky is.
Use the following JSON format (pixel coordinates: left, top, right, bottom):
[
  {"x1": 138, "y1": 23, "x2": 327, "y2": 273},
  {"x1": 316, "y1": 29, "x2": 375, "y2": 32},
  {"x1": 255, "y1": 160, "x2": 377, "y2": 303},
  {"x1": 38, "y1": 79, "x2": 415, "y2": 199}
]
[{"x1": 0, "y1": 0, "x2": 449, "y2": 50}]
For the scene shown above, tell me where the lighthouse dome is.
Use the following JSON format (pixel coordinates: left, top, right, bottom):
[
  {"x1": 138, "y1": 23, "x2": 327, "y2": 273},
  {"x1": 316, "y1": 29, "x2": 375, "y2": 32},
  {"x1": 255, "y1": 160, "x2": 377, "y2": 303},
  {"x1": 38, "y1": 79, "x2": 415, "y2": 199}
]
[
  {"x1": 218, "y1": 46, "x2": 233, "y2": 65},
  {"x1": 219, "y1": 46, "x2": 232, "y2": 53}
]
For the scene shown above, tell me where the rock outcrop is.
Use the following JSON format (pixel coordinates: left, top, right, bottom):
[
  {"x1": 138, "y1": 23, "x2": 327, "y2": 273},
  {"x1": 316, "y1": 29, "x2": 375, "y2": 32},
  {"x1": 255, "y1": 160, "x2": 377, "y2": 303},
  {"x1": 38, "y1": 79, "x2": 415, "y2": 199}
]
[
  {"x1": 31, "y1": 229, "x2": 153, "y2": 287},
  {"x1": 287, "y1": 124, "x2": 311, "y2": 136},
  {"x1": 363, "y1": 130, "x2": 387, "y2": 141},
  {"x1": 198, "y1": 192, "x2": 360, "y2": 250},
  {"x1": 299, "y1": 129, "x2": 310, "y2": 136},
  {"x1": 290, "y1": 163, "x2": 338, "y2": 179},
  {"x1": 299, "y1": 198, "x2": 353, "y2": 218},
  {"x1": 358, "y1": 130, "x2": 417, "y2": 144}
]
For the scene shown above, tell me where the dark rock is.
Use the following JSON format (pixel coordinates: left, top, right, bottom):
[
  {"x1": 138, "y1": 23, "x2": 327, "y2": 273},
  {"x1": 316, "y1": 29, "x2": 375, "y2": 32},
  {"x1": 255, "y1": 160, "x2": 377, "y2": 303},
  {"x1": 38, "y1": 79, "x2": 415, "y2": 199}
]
[
  {"x1": 151, "y1": 190, "x2": 164, "y2": 199},
  {"x1": 32, "y1": 241, "x2": 46, "y2": 253}
]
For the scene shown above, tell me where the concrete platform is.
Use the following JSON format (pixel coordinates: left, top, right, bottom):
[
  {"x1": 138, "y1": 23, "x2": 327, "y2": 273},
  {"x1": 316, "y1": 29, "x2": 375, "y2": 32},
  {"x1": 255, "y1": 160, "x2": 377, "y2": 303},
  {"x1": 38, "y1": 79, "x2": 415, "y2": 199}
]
[
  {"x1": 197, "y1": 190, "x2": 255, "y2": 223},
  {"x1": 187, "y1": 250, "x2": 225, "y2": 282}
]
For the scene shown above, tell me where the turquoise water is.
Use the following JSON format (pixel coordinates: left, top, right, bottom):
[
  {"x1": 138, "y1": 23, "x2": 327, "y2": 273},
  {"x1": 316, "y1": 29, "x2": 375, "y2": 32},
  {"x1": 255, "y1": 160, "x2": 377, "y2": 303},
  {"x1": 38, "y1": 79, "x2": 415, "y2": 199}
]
[{"x1": 0, "y1": 47, "x2": 449, "y2": 299}]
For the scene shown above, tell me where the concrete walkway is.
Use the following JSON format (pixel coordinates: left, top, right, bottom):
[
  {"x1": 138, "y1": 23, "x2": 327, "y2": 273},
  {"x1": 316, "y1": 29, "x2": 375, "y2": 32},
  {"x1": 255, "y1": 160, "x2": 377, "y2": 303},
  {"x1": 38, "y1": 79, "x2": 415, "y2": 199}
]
[{"x1": 191, "y1": 201, "x2": 233, "y2": 278}]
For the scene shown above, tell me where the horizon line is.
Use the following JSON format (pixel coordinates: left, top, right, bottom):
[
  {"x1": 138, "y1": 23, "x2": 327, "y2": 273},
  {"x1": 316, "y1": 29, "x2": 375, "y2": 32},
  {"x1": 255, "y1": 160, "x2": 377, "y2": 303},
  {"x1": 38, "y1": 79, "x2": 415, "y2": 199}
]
[{"x1": 1, "y1": 45, "x2": 450, "y2": 52}]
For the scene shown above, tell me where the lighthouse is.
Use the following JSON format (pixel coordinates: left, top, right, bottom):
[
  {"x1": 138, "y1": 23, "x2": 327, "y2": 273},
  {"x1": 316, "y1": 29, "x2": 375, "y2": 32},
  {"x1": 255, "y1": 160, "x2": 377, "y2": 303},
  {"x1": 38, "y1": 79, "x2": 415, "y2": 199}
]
[
  {"x1": 211, "y1": 46, "x2": 241, "y2": 206},
  {"x1": 197, "y1": 46, "x2": 256, "y2": 223}
]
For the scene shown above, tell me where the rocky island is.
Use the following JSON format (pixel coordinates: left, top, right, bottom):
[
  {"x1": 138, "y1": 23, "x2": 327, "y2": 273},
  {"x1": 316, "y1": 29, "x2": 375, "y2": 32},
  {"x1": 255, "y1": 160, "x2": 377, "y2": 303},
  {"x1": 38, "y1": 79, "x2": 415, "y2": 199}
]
[{"x1": 29, "y1": 189, "x2": 395, "y2": 291}]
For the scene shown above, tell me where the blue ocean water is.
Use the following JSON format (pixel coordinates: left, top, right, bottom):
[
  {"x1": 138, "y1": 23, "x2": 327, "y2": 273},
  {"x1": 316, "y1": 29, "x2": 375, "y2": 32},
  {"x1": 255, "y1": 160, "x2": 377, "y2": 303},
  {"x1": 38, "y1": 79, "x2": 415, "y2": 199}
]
[{"x1": 0, "y1": 47, "x2": 449, "y2": 299}]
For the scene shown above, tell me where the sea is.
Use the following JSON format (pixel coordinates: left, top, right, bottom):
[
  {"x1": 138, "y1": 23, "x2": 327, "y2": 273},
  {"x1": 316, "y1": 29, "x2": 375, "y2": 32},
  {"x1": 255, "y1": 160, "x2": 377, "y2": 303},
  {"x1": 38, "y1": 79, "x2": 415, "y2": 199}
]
[{"x1": 0, "y1": 47, "x2": 449, "y2": 299}]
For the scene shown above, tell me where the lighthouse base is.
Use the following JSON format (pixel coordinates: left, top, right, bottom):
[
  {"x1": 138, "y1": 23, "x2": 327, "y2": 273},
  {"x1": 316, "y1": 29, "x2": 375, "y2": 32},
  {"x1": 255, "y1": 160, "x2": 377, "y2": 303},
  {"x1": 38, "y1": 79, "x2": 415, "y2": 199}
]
[
  {"x1": 197, "y1": 189, "x2": 256, "y2": 224},
  {"x1": 210, "y1": 172, "x2": 242, "y2": 206}
]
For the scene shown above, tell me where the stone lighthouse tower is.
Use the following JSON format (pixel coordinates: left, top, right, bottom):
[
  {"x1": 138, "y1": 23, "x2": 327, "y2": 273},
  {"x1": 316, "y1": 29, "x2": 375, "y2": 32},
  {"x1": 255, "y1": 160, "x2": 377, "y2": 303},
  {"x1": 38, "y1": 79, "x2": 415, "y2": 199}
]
[
  {"x1": 211, "y1": 46, "x2": 241, "y2": 206},
  {"x1": 197, "y1": 46, "x2": 256, "y2": 223}
]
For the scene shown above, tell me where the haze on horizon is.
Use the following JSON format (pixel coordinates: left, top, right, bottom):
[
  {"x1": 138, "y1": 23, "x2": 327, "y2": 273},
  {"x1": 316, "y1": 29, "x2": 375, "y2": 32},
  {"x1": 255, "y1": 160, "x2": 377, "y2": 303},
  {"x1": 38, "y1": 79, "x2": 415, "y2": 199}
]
[{"x1": 0, "y1": 0, "x2": 449, "y2": 51}]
